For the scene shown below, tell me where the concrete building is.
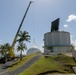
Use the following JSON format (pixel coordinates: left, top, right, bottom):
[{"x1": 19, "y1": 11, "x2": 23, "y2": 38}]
[{"x1": 44, "y1": 19, "x2": 71, "y2": 55}]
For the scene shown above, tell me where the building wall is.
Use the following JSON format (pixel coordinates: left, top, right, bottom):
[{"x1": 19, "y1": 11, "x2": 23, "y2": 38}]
[
  {"x1": 44, "y1": 31, "x2": 70, "y2": 46},
  {"x1": 44, "y1": 46, "x2": 71, "y2": 55},
  {"x1": 53, "y1": 46, "x2": 71, "y2": 53},
  {"x1": 44, "y1": 31, "x2": 71, "y2": 55}
]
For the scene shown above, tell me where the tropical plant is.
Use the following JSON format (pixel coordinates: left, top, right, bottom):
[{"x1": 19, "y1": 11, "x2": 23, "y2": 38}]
[
  {"x1": 17, "y1": 30, "x2": 30, "y2": 60},
  {"x1": 0, "y1": 45, "x2": 5, "y2": 57},
  {"x1": 17, "y1": 42, "x2": 27, "y2": 60},
  {"x1": 4, "y1": 43, "x2": 11, "y2": 53},
  {"x1": 0, "y1": 43, "x2": 11, "y2": 57},
  {"x1": 71, "y1": 45, "x2": 75, "y2": 51},
  {"x1": 17, "y1": 31, "x2": 30, "y2": 43}
]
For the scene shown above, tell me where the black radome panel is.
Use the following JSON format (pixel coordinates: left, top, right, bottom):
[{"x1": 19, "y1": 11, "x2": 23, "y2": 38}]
[{"x1": 51, "y1": 18, "x2": 60, "y2": 32}]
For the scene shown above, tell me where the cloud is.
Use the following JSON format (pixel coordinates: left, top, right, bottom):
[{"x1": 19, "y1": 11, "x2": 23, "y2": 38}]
[
  {"x1": 40, "y1": 43, "x2": 44, "y2": 53},
  {"x1": 64, "y1": 24, "x2": 68, "y2": 28},
  {"x1": 71, "y1": 38, "x2": 76, "y2": 50},
  {"x1": 71, "y1": 35, "x2": 73, "y2": 38},
  {"x1": 71, "y1": 39, "x2": 76, "y2": 50},
  {"x1": 71, "y1": 35, "x2": 75, "y2": 45},
  {"x1": 70, "y1": 35, "x2": 76, "y2": 50},
  {"x1": 41, "y1": 43, "x2": 44, "y2": 47},
  {"x1": 66, "y1": 14, "x2": 76, "y2": 22}
]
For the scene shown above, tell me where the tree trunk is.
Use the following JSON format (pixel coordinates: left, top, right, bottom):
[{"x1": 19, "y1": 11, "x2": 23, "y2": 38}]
[{"x1": 20, "y1": 50, "x2": 22, "y2": 60}]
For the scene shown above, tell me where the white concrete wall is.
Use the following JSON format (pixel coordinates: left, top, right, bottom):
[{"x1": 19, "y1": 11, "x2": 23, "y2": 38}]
[
  {"x1": 44, "y1": 46, "x2": 71, "y2": 55},
  {"x1": 53, "y1": 46, "x2": 71, "y2": 53},
  {"x1": 44, "y1": 31, "x2": 70, "y2": 46}
]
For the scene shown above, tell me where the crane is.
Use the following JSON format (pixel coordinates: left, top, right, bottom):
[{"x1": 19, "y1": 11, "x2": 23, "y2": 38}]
[{"x1": 9, "y1": 1, "x2": 33, "y2": 59}]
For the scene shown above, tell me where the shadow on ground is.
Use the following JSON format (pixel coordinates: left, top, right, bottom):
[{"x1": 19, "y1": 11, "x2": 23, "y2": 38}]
[{"x1": 37, "y1": 70, "x2": 65, "y2": 75}]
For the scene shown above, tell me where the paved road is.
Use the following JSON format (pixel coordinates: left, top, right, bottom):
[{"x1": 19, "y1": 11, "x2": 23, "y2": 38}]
[
  {"x1": 11, "y1": 52, "x2": 42, "y2": 75},
  {"x1": 0, "y1": 52, "x2": 42, "y2": 75},
  {"x1": 0, "y1": 64, "x2": 10, "y2": 75},
  {"x1": 0, "y1": 64, "x2": 6, "y2": 73},
  {"x1": 0, "y1": 59, "x2": 17, "y2": 75}
]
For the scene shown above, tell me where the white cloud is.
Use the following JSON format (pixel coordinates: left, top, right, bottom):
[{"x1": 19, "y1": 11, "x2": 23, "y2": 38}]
[
  {"x1": 71, "y1": 35, "x2": 73, "y2": 38},
  {"x1": 66, "y1": 14, "x2": 76, "y2": 22},
  {"x1": 70, "y1": 35, "x2": 76, "y2": 50},
  {"x1": 64, "y1": 24, "x2": 68, "y2": 28},
  {"x1": 74, "y1": 40, "x2": 76, "y2": 50},
  {"x1": 71, "y1": 39, "x2": 76, "y2": 50},
  {"x1": 41, "y1": 43, "x2": 44, "y2": 47},
  {"x1": 70, "y1": 35, "x2": 74, "y2": 44},
  {"x1": 39, "y1": 43, "x2": 44, "y2": 53},
  {"x1": 69, "y1": 37, "x2": 76, "y2": 50}
]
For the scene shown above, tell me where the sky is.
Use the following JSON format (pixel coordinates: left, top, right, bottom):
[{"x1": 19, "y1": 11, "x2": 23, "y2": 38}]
[{"x1": 0, "y1": 0, "x2": 76, "y2": 51}]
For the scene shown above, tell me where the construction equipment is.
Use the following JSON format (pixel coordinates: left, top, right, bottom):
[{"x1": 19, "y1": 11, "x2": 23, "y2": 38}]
[{"x1": 9, "y1": 1, "x2": 33, "y2": 59}]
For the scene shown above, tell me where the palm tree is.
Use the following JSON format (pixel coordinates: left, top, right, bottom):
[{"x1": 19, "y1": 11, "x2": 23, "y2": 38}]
[
  {"x1": 17, "y1": 31, "x2": 30, "y2": 43},
  {"x1": 4, "y1": 43, "x2": 11, "y2": 54},
  {"x1": 0, "y1": 45, "x2": 5, "y2": 57},
  {"x1": 17, "y1": 30, "x2": 30, "y2": 60},
  {"x1": 0, "y1": 43, "x2": 11, "y2": 57},
  {"x1": 17, "y1": 42, "x2": 27, "y2": 60}
]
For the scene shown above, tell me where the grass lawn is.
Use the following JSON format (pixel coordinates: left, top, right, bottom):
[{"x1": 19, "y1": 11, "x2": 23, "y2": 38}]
[
  {"x1": 8, "y1": 53, "x2": 37, "y2": 71},
  {"x1": 19, "y1": 54, "x2": 76, "y2": 75}
]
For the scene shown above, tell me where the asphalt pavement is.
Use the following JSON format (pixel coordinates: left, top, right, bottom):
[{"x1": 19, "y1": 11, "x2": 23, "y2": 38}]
[
  {"x1": 0, "y1": 52, "x2": 42, "y2": 75},
  {"x1": 0, "y1": 64, "x2": 6, "y2": 73},
  {"x1": 11, "y1": 52, "x2": 42, "y2": 75}
]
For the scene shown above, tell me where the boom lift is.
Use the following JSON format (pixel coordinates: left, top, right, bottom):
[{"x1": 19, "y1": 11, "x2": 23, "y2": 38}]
[{"x1": 9, "y1": 1, "x2": 33, "y2": 59}]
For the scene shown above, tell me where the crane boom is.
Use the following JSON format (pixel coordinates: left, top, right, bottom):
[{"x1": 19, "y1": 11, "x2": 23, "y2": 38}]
[{"x1": 9, "y1": 1, "x2": 33, "y2": 58}]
